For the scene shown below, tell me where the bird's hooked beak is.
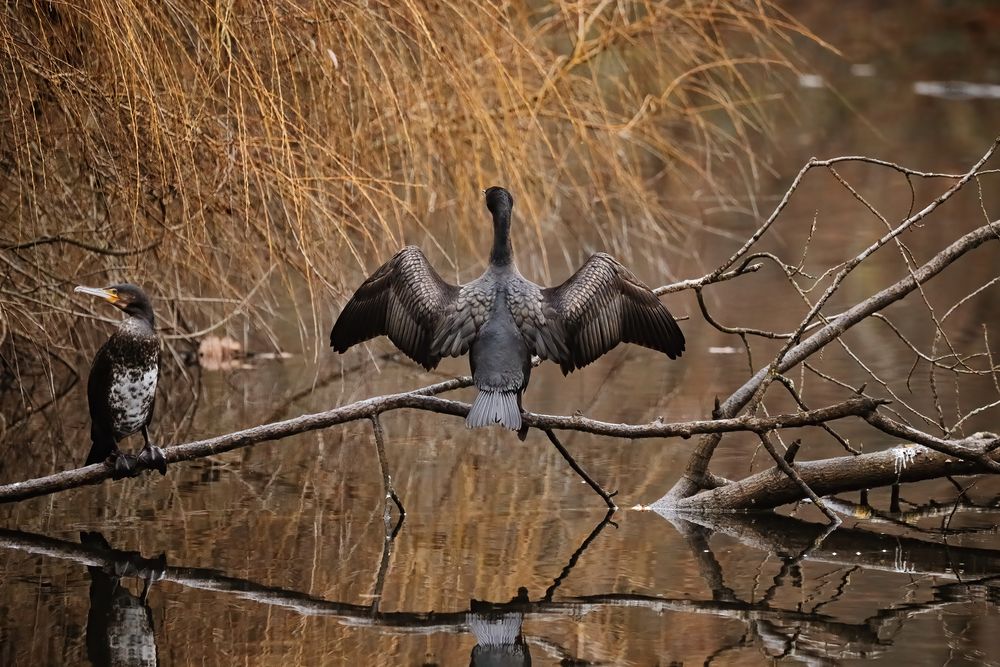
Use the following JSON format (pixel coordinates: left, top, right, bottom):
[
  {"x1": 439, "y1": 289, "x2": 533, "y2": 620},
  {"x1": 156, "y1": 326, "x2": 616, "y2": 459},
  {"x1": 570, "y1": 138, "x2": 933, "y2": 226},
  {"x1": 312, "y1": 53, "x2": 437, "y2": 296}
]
[{"x1": 74, "y1": 285, "x2": 120, "y2": 304}]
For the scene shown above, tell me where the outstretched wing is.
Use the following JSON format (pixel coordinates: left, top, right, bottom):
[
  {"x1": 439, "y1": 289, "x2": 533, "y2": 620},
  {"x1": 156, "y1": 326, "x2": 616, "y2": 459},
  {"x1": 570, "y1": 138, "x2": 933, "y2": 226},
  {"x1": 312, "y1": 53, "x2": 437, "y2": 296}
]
[
  {"x1": 541, "y1": 253, "x2": 685, "y2": 374},
  {"x1": 330, "y1": 246, "x2": 459, "y2": 370}
]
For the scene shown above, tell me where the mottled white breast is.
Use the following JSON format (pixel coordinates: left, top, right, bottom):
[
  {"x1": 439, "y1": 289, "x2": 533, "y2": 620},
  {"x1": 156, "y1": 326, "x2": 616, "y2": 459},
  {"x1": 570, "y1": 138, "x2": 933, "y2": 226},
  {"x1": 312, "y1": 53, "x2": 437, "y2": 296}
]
[
  {"x1": 109, "y1": 365, "x2": 157, "y2": 436},
  {"x1": 108, "y1": 596, "x2": 157, "y2": 666}
]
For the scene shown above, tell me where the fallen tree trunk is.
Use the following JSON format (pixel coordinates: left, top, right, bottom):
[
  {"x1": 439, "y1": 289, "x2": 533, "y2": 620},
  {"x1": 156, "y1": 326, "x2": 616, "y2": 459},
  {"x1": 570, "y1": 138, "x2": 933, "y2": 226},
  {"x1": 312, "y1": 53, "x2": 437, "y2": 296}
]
[{"x1": 665, "y1": 433, "x2": 999, "y2": 511}]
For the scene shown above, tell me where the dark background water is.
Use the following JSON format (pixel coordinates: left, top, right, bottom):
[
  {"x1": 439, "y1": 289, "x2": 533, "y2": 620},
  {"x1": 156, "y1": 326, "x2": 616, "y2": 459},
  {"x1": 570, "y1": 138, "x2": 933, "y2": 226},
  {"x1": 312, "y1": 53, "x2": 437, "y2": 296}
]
[{"x1": 2, "y1": 2, "x2": 1000, "y2": 665}]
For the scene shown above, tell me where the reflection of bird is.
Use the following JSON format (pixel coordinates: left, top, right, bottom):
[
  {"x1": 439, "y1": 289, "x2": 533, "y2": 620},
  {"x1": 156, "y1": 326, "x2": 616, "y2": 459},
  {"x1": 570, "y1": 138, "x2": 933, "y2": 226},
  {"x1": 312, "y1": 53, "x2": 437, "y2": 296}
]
[
  {"x1": 80, "y1": 532, "x2": 161, "y2": 667},
  {"x1": 467, "y1": 610, "x2": 531, "y2": 667},
  {"x1": 331, "y1": 187, "x2": 684, "y2": 433},
  {"x1": 74, "y1": 284, "x2": 165, "y2": 477}
]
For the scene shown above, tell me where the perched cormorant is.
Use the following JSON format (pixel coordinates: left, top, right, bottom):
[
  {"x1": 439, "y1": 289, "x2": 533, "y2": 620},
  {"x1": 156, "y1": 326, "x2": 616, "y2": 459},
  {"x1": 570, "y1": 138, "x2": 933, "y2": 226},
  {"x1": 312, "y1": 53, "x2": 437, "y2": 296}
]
[
  {"x1": 75, "y1": 284, "x2": 166, "y2": 477},
  {"x1": 330, "y1": 186, "x2": 684, "y2": 432}
]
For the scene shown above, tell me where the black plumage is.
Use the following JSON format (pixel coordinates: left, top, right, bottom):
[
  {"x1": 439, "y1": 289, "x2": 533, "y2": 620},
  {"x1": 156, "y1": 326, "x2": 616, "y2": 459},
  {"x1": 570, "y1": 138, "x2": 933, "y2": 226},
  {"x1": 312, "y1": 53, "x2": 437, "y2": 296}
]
[
  {"x1": 75, "y1": 284, "x2": 166, "y2": 477},
  {"x1": 331, "y1": 186, "x2": 685, "y2": 432}
]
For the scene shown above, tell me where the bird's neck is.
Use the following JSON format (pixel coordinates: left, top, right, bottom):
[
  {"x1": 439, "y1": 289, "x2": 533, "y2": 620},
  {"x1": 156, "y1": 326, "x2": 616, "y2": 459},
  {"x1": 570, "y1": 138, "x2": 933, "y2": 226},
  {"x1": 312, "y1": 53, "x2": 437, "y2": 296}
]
[
  {"x1": 121, "y1": 312, "x2": 155, "y2": 335},
  {"x1": 489, "y1": 211, "x2": 513, "y2": 266}
]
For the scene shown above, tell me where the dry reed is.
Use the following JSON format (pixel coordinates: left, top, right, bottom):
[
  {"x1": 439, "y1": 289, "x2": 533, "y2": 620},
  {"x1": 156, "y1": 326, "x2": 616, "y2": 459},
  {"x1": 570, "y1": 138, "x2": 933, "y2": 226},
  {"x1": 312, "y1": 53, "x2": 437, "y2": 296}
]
[{"x1": 0, "y1": 1, "x2": 819, "y2": 415}]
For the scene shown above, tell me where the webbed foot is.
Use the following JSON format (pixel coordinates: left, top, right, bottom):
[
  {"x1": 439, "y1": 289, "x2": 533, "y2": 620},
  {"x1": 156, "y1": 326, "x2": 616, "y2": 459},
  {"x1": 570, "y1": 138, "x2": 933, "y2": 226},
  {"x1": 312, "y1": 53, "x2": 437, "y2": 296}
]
[
  {"x1": 111, "y1": 453, "x2": 139, "y2": 480},
  {"x1": 137, "y1": 444, "x2": 167, "y2": 475}
]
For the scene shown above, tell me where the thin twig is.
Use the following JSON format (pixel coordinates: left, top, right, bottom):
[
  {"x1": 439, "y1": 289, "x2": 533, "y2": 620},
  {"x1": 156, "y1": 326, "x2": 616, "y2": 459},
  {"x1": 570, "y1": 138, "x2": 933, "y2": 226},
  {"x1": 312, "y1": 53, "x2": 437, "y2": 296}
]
[
  {"x1": 757, "y1": 432, "x2": 840, "y2": 526},
  {"x1": 542, "y1": 429, "x2": 618, "y2": 510},
  {"x1": 370, "y1": 415, "x2": 405, "y2": 520}
]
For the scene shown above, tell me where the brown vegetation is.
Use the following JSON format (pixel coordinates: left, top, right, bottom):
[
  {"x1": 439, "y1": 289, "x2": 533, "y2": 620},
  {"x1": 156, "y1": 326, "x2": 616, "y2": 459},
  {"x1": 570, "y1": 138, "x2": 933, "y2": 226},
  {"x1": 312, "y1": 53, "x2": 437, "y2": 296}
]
[{"x1": 0, "y1": 1, "x2": 816, "y2": 416}]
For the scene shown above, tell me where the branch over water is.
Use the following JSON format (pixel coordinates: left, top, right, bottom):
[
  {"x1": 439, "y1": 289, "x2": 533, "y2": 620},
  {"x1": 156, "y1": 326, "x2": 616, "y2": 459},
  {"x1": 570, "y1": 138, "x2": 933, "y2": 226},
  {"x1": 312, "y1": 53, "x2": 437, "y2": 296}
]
[{"x1": 0, "y1": 394, "x2": 882, "y2": 503}]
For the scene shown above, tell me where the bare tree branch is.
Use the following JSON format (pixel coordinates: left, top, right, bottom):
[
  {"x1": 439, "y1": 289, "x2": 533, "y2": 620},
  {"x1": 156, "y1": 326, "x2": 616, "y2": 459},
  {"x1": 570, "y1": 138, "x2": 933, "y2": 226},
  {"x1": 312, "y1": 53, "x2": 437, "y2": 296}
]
[
  {"x1": 0, "y1": 393, "x2": 883, "y2": 504},
  {"x1": 664, "y1": 218, "x2": 1000, "y2": 503}
]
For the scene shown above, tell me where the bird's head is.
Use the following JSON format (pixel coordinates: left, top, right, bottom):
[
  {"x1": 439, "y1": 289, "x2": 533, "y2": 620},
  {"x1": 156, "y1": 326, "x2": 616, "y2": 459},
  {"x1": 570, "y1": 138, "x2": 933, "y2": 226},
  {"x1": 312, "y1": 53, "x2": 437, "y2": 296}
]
[
  {"x1": 483, "y1": 186, "x2": 514, "y2": 218},
  {"x1": 74, "y1": 283, "x2": 154, "y2": 324}
]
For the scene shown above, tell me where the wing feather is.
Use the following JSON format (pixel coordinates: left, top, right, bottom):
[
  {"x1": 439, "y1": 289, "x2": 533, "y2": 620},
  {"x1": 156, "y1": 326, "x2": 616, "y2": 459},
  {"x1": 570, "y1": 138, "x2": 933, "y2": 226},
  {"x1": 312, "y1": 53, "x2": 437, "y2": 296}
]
[
  {"x1": 542, "y1": 253, "x2": 685, "y2": 374},
  {"x1": 330, "y1": 246, "x2": 459, "y2": 370}
]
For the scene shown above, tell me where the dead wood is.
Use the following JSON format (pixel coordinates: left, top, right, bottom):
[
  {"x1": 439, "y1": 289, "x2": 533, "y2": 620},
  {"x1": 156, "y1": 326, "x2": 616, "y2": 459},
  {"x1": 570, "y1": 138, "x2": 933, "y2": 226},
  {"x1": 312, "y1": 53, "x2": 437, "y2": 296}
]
[
  {"x1": 0, "y1": 393, "x2": 881, "y2": 504},
  {"x1": 666, "y1": 433, "x2": 999, "y2": 512}
]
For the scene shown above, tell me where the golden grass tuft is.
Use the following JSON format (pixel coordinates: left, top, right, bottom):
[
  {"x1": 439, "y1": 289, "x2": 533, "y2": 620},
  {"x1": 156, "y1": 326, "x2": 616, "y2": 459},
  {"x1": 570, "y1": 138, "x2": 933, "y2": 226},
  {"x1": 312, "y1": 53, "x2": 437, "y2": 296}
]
[{"x1": 0, "y1": 1, "x2": 819, "y2": 406}]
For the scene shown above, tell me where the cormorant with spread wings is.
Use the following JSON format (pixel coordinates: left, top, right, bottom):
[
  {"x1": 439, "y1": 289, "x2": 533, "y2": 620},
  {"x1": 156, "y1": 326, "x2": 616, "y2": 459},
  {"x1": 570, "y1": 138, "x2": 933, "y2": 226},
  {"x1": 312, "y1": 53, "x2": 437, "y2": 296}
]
[{"x1": 330, "y1": 187, "x2": 684, "y2": 433}]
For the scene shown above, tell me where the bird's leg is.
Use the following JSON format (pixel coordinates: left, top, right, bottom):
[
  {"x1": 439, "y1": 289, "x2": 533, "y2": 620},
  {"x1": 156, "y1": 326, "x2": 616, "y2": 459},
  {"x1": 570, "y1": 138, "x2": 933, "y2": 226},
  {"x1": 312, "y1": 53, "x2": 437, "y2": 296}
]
[
  {"x1": 111, "y1": 449, "x2": 139, "y2": 480},
  {"x1": 516, "y1": 393, "x2": 529, "y2": 441},
  {"x1": 136, "y1": 426, "x2": 167, "y2": 476},
  {"x1": 138, "y1": 556, "x2": 167, "y2": 601}
]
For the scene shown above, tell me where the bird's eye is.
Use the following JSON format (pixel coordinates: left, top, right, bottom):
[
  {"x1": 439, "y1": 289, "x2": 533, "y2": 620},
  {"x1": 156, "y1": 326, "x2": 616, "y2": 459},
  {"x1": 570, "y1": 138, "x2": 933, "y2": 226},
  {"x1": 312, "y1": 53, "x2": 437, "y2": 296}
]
[{"x1": 109, "y1": 289, "x2": 118, "y2": 295}]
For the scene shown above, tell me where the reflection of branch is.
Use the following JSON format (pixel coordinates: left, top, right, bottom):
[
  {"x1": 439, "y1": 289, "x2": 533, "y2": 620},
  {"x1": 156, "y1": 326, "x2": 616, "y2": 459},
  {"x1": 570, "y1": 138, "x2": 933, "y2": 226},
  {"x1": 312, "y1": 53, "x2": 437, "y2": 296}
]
[
  {"x1": 0, "y1": 525, "x2": 904, "y2": 664},
  {"x1": 5, "y1": 522, "x2": 998, "y2": 664},
  {"x1": 543, "y1": 509, "x2": 617, "y2": 602},
  {"x1": 660, "y1": 513, "x2": 738, "y2": 602},
  {"x1": 823, "y1": 495, "x2": 1000, "y2": 535},
  {"x1": 0, "y1": 527, "x2": 864, "y2": 632},
  {"x1": 662, "y1": 510, "x2": 1000, "y2": 660},
  {"x1": 0, "y1": 392, "x2": 882, "y2": 503},
  {"x1": 660, "y1": 511, "x2": 1000, "y2": 579},
  {"x1": 369, "y1": 511, "x2": 403, "y2": 617}
]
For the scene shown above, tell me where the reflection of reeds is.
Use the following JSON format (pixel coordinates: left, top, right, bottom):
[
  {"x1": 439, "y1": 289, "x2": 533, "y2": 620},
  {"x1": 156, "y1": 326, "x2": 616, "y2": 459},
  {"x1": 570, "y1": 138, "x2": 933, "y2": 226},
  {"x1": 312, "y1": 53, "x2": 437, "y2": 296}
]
[
  {"x1": 3, "y1": 508, "x2": 999, "y2": 664},
  {"x1": 0, "y1": 2, "x2": 816, "y2": 391}
]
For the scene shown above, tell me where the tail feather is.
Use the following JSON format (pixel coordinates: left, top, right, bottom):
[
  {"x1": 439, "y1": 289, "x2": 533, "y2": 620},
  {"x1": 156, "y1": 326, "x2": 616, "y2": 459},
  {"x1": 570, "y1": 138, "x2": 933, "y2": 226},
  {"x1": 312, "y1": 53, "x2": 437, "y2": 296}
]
[{"x1": 466, "y1": 389, "x2": 521, "y2": 431}]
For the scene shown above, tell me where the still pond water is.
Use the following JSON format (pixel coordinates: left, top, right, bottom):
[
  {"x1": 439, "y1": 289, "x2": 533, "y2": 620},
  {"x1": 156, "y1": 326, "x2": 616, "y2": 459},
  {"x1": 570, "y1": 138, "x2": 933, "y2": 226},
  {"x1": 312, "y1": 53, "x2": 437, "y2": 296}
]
[{"x1": 3, "y1": 4, "x2": 1000, "y2": 665}]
